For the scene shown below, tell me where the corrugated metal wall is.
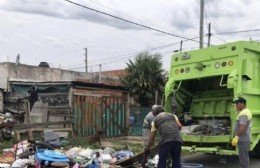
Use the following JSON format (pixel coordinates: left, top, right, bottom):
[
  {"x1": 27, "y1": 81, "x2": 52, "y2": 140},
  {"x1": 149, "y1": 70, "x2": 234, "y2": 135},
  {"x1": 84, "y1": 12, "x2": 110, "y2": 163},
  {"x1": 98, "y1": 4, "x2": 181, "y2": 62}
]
[{"x1": 73, "y1": 94, "x2": 128, "y2": 137}]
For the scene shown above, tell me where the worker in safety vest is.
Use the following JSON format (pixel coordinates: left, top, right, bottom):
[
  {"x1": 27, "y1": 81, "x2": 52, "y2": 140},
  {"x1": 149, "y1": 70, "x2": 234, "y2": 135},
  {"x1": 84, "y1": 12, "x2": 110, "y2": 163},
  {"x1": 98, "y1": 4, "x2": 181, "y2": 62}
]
[{"x1": 232, "y1": 96, "x2": 252, "y2": 168}]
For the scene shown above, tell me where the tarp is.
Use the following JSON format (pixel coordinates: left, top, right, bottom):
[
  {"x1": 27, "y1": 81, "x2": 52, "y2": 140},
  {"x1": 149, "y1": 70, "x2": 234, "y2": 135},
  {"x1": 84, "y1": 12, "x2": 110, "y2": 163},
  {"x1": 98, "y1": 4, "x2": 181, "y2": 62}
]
[
  {"x1": 11, "y1": 84, "x2": 69, "y2": 94},
  {"x1": 35, "y1": 149, "x2": 69, "y2": 162}
]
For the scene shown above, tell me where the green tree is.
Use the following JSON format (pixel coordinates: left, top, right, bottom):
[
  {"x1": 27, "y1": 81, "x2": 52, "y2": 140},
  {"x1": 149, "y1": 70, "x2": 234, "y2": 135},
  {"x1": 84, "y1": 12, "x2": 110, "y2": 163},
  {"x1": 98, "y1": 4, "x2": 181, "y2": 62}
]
[{"x1": 120, "y1": 52, "x2": 166, "y2": 106}]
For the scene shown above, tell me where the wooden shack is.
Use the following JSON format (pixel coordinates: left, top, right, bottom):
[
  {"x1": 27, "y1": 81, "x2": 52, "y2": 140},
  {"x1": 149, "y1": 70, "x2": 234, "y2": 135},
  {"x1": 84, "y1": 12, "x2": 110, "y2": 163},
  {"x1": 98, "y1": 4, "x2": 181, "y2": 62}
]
[{"x1": 7, "y1": 80, "x2": 129, "y2": 139}]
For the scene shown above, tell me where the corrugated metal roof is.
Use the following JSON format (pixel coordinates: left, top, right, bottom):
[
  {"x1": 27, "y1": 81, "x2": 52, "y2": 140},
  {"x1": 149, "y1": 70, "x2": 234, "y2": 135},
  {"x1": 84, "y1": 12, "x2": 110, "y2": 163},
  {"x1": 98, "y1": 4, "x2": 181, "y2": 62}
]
[
  {"x1": 9, "y1": 80, "x2": 128, "y2": 92},
  {"x1": 71, "y1": 81, "x2": 128, "y2": 92}
]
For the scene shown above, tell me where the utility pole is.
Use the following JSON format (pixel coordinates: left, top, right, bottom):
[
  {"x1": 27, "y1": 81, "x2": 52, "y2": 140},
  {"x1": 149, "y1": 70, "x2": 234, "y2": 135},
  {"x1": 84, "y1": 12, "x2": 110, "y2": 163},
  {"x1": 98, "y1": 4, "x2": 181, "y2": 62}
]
[
  {"x1": 91, "y1": 68, "x2": 93, "y2": 83},
  {"x1": 99, "y1": 64, "x2": 102, "y2": 83},
  {"x1": 199, "y1": 0, "x2": 204, "y2": 49},
  {"x1": 180, "y1": 40, "x2": 183, "y2": 53},
  {"x1": 207, "y1": 23, "x2": 212, "y2": 47},
  {"x1": 84, "y1": 48, "x2": 88, "y2": 73}
]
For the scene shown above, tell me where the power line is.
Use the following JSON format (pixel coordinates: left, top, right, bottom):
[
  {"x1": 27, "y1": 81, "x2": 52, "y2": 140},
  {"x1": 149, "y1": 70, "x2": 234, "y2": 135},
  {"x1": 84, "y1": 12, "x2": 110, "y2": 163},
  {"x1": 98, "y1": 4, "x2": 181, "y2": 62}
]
[
  {"x1": 67, "y1": 34, "x2": 204, "y2": 70},
  {"x1": 70, "y1": 42, "x2": 181, "y2": 69},
  {"x1": 87, "y1": 0, "x2": 128, "y2": 14},
  {"x1": 195, "y1": 0, "x2": 200, "y2": 6},
  {"x1": 86, "y1": 0, "x2": 168, "y2": 46},
  {"x1": 86, "y1": 0, "x2": 180, "y2": 45},
  {"x1": 63, "y1": 0, "x2": 205, "y2": 44},
  {"x1": 214, "y1": 29, "x2": 260, "y2": 35},
  {"x1": 204, "y1": 8, "x2": 208, "y2": 27},
  {"x1": 68, "y1": 42, "x2": 177, "y2": 68},
  {"x1": 205, "y1": 0, "x2": 223, "y2": 33},
  {"x1": 69, "y1": 37, "x2": 200, "y2": 70},
  {"x1": 212, "y1": 34, "x2": 227, "y2": 43},
  {"x1": 74, "y1": 42, "x2": 180, "y2": 68},
  {"x1": 204, "y1": 0, "x2": 227, "y2": 43},
  {"x1": 233, "y1": 24, "x2": 260, "y2": 31}
]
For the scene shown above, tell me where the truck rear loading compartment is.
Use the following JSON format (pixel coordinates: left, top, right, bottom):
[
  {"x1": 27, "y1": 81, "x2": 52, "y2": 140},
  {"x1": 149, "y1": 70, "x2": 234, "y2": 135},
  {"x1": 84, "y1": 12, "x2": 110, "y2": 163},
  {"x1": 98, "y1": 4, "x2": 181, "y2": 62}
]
[
  {"x1": 172, "y1": 76, "x2": 233, "y2": 117},
  {"x1": 171, "y1": 76, "x2": 233, "y2": 142}
]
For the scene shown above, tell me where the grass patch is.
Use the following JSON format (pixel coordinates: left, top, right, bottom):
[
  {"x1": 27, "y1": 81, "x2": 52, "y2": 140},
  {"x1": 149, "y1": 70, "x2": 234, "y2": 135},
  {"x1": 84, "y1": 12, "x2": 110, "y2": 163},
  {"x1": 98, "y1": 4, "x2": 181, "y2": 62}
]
[
  {"x1": 63, "y1": 137, "x2": 100, "y2": 150},
  {"x1": 108, "y1": 141, "x2": 144, "y2": 154}
]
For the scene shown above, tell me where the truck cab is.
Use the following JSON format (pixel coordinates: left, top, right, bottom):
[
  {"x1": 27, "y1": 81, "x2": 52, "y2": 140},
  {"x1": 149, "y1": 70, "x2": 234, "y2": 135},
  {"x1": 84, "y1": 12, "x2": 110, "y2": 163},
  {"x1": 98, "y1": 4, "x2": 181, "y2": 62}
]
[{"x1": 165, "y1": 41, "x2": 260, "y2": 156}]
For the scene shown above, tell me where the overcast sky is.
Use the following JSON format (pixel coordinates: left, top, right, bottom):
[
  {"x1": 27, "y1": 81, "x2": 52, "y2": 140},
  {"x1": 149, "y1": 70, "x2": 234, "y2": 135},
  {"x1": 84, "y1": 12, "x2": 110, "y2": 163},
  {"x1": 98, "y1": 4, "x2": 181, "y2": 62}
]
[{"x1": 0, "y1": 0, "x2": 259, "y2": 72}]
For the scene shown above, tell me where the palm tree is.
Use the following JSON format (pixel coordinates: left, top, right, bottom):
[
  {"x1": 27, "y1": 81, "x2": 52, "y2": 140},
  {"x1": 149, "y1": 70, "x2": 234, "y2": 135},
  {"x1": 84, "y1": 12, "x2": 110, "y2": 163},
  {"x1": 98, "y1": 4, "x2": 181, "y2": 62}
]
[{"x1": 120, "y1": 52, "x2": 166, "y2": 106}]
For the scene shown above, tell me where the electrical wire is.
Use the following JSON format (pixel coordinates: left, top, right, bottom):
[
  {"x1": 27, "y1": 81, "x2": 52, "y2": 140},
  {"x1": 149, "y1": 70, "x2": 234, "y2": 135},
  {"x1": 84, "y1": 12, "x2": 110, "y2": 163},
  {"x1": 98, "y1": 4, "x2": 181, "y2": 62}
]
[
  {"x1": 87, "y1": 0, "x2": 170, "y2": 46},
  {"x1": 212, "y1": 34, "x2": 227, "y2": 43},
  {"x1": 204, "y1": 4, "x2": 208, "y2": 28},
  {"x1": 60, "y1": 0, "x2": 213, "y2": 70},
  {"x1": 214, "y1": 29, "x2": 260, "y2": 35},
  {"x1": 85, "y1": 0, "x2": 181, "y2": 45},
  {"x1": 70, "y1": 44, "x2": 177, "y2": 69},
  {"x1": 204, "y1": 0, "x2": 227, "y2": 43},
  {"x1": 63, "y1": 0, "x2": 206, "y2": 44},
  {"x1": 68, "y1": 41, "x2": 178, "y2": 68},
  {"x1": 69, "y1": 36, "x2": 200, "y2": 70},
  {"x1": 60, "y1": 0, "x2": 217, "y2": 70},
  {"x1": 205, "y1": 0, "x2": 223, "y2": 33}
]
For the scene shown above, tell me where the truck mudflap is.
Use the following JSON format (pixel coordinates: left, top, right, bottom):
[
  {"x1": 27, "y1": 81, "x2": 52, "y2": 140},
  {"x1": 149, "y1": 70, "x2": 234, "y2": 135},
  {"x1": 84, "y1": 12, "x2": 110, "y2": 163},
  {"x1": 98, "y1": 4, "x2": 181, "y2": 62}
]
[{"x1": 182, "y1": 146, "x2": 238, "y2": 155}]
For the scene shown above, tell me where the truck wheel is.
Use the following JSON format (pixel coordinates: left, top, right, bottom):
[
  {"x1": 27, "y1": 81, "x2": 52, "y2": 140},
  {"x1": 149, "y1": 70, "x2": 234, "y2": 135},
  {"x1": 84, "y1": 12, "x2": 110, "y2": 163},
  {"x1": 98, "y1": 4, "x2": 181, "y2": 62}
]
[{"x1": 254, "y1": 142, "x2": 260, "y2": 158}]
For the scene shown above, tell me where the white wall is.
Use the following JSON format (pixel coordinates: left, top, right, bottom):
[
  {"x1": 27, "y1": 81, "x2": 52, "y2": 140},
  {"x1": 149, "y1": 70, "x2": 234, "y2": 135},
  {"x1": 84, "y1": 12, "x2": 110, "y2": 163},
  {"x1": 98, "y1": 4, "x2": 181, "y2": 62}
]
[{"x1": 0, "y1": 62, "x2": 92, "y2": 90}]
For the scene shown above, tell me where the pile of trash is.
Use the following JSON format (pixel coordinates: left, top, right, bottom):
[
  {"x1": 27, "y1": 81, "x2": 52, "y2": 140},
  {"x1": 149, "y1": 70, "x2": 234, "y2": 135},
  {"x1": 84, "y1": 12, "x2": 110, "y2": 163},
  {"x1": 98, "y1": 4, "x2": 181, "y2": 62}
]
[
  {"x1": 0, "y1": 112, "x2": 15, "y2": 141},
  {"x1": 180, "y1": 119, "x2": 231, "y2": 136},
  {"x1": 0, "y1": 139, "x2": 136, "y2": 168}
]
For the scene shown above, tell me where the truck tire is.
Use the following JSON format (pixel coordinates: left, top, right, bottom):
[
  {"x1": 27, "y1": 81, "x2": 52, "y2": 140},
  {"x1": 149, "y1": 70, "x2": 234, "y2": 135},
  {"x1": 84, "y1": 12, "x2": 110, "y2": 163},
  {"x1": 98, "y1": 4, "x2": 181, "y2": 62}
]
[{"x1": 255, "y1": 142, "x2": 260, "y2": 158}]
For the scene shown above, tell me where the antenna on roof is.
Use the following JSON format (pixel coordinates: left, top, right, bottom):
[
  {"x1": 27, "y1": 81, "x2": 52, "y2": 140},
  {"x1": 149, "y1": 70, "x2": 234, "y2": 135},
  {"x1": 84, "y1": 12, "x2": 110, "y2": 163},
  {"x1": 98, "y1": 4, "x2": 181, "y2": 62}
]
[{"x1": 15, "y1": 54, "x2": 20, "y2": 65}]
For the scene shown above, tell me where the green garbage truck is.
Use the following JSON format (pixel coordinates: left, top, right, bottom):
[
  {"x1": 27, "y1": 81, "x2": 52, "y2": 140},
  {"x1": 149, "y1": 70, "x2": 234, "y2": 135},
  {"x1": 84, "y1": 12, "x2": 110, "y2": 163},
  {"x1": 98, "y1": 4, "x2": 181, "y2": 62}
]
[{"x1": 164, "y1": 41, "x2": 260, "y2": 156}]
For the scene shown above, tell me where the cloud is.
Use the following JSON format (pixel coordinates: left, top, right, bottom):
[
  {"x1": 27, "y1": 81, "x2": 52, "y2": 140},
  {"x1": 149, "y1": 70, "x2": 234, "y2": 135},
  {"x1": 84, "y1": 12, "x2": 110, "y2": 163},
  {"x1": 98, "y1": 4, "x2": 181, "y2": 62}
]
[
  {"x1": 171, "y1": 16, "x2": 195, "y2": 31},
  {"x1": 41, "y1": 36, "x2": 64, "y2": 47},
  {"x1": 169, "y1": 3, "x2": 196, "y2": 31},
  {"x1": 0, "y1": 34, "x2": 5, "y2": 44},
  {"x1": 15, "y1": 32, "x2": 31, "y2": 41},
  {"x1": 69, "y1": 7, "x2": 142, "y2": 30},
  {"x1": 204, "y1": 0, "x2": 246, "y2": 19},
  {"x1": 0, "y1": 0, "x2": 143, "y2": 30},
  {"x1": 1, "y1": 0, "x2": 63, "y2": 17}
]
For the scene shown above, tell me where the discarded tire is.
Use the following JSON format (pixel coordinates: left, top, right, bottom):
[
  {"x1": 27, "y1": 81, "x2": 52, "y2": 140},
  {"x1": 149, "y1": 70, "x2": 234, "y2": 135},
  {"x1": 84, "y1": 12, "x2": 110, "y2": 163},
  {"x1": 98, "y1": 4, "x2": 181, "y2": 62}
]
[{"x1": 181, "y1": 162, "x2": 203, "y2": 168}]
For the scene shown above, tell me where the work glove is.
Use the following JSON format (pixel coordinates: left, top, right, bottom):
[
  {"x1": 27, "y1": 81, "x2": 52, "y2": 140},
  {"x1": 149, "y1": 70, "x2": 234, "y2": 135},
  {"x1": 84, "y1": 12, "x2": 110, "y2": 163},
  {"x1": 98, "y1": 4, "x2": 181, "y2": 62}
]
[{"x1": 231, "y1": 136, "x2": 239, "y2": 146}]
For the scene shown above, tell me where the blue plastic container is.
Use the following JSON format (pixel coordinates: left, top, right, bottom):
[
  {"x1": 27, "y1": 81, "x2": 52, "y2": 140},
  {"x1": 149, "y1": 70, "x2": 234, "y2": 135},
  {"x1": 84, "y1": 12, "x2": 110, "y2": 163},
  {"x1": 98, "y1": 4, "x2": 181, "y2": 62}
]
[{"x1": 181, "y1": 163, "x2": 203, "y2": 168}]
